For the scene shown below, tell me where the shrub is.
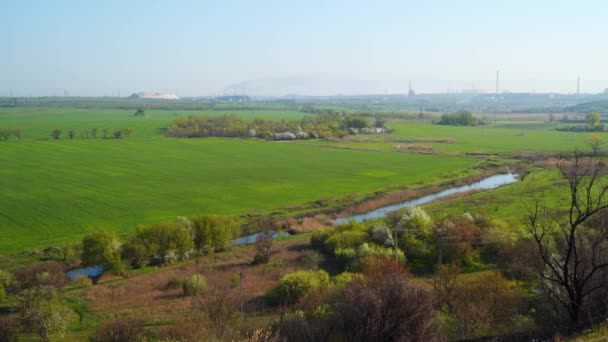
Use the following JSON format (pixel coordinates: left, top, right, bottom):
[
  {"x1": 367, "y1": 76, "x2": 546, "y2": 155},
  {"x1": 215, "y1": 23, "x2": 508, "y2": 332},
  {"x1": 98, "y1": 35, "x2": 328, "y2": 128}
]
[
  {"x1": 254, "y1": 230, "x2": 274, "y2": 264},
  {"x1": 92, "y1": 317, "x2": 146, "y2": 342},
  {"x1": 265, "y1": 270, "x2": 330, "y2": 305},
  {"x1": 299, "y1": 250, "x2": 325, "y2": 270},
  {"x1": 15, "y1": 261, "x2": 68, "y2": 289},
  {"x1": 310, "y1": 228, "x2": 333, "y2": 249},
  {"x1": 332, "y1": 272, "x2": 362, "y2": 287},
  {"x1": 134, "y1": 222, "x2": 194, "y2": 265},
  {"x1": 191, "y1": 214, "x2": 239, "y2": 253},
  {"x1": 182, "y1": 274, "x2": 207, "y2": 296},
  {"x1": 324, "y1": 230, "x2": 368, "y2": 253},
  {"x1": 369, "y1": 224, "x2": 394, "y2": 247},
  {"x1": 81, "y1": 232, "x2": 121, "y2": 267}
]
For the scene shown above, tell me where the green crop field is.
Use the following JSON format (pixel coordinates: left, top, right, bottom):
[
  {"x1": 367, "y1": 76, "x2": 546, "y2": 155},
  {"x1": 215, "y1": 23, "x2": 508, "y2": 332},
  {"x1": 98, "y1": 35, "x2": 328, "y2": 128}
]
[
  {"x1": 300, "y1": 122, "x2": 601, "y2": 154},
  {"x1": 0, "y1": 107, "x2": 308, "y2": 140},
  {"x1": 0, "y1": 134, "x2": 477, "y2": 252},
  {"x1": 0, "y1": 107, "x2": 598, "y2": 255}
]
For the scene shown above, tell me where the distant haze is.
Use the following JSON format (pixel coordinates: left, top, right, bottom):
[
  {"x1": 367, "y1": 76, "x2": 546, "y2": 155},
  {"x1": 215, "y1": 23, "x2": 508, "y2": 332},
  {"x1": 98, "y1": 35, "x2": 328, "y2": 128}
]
[{"x1": 2, "y1": 0, "x2": 607, "y2": 97}]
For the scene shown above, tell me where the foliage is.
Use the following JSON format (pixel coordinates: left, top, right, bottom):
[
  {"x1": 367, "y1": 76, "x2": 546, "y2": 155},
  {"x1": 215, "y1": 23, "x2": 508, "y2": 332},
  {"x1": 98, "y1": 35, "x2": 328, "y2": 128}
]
[
  {"x1": 369, "y1": 224, "x2": 394, "y2": 247},
  {"x1": 134, "y1": 109, "x2": 145, "y2": 116},
  {"x1": 51, "y1": 128, "x2": 61, "y2": 139},
  {"x1": 15, "y1": 261, "x2": 68, "y2": 289},
  {"x1": 437, "y1": 111, "x2": 481, "y2": 126},
  {"x1": 265, "y1": 270, "x2": 330, "y2": 305},
  {"x1": 81, "y1": 231, "x2": 122, "y2": 274},
  {"x1": 299, "y1": 249, "x2": 325, "y2": 270},
  {"x1": 182, "y1": 274, "x2": 208, "y2": 297},
  {"x1": 585, "y1": 112, "x2": 601, "y2": 128},
  {"x1": 134, "y1": 221, "x2": 194, "y2": 265},
  {"x1": 166, "y1": 112, "x2": 383, "y2": 139},
  {"x1": 279, "y1": 258, "x2": 441, "y2": 342},
  {"x1": 433, "y1": 269, "x2": 527, "y2": 339},
  {"x1": 190, "y1": 214, "x2": 239, "y2": 253},
  {"x1": 254, "y1": 230, "x2": 274, "y2": 264},
  {"x1": 13, "y1": 286, "x2": 73, "y2": 342}
]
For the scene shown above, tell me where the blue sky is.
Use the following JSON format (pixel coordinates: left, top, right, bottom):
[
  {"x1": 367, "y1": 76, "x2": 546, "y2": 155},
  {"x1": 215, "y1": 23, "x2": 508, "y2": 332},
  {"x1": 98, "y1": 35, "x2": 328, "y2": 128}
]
[{"x1": 1, "y1": 0, "x2": 607, "y2": 96}]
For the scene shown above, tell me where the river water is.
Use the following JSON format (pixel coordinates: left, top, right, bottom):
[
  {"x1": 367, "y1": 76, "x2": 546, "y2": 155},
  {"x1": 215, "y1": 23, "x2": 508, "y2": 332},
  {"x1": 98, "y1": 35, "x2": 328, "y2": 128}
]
[{"x1": 335, "y1": 173, "x2": 519, "y2": 224}]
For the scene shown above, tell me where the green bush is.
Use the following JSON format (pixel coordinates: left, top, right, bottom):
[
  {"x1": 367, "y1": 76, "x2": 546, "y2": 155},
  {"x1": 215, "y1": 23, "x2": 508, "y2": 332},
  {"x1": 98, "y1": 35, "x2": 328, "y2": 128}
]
[
  {"x1": 265, "y1": 270, "x2": 330, "y2": 305},
  {"x1": 81, "y1": 232, "x2": 121, "y2": 270},
  {"x1": 332, "y1": 272, "x2": 362, "y2": 287},
  {"x1": 191, "y1": 214, "x2": 240, "y2": 253},
  {"x1": 324, "y1": 230, "x2": 368, "y2": 253},
  {"x1": 310, "y1": 228, "x2": 333, "y2": 249},
  {"x1": 182, "y1": 274, "x2": 207, "y2": 296},
  {"x1": 134, "y1": 222, "x2": 194, "y2": 265}
]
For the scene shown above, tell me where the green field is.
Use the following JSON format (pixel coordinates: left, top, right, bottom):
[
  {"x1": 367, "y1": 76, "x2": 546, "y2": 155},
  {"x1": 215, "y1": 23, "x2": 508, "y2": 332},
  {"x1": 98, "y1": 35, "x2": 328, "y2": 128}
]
[
  {"x1": 0, "y1": 107, "x2": 308, "y2": 140},
  {"x1": 0, "y1": 107, "x2": 597, "y2": 254},
  {"x1": 0, "y1": 136, "x2": 477, "y2": 252}
]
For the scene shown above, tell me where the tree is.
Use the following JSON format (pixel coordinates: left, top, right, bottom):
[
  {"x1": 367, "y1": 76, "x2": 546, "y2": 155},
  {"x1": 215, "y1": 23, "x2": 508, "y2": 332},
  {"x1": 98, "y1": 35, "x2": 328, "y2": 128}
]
[
  {"x1": 587, "y1": 133, "x2": 603, "y2": 156},
  {"x1": 51, "y1": 129, "x2": 61, "y2": 140},
  {"x1": 191, "y1": 214, "x2": 239, "y2": 253},
  {"x1": 81, "y1": 232, "x2": 121, "y2": 270},
  {"x1": 254, "y1": 230, "x2": 274, "y2": 264},
  {"x1": 0, "y1": 129, "x2": 10, "y2": 140},
  {"x1": 525, "y1": 150, "x2": 608, "y2": 328},
  {"x1": 121, "y1": 128, "x2": 133, "y2": 138},
  {"x1": 586, "y1": 112, "x2": 601, "y2": 128},
  {"x1": 134, "y1": 222, "x2": 194, "y2": 264},
  {"x1": 14, "y1": 286, "x2": 72, "y2": 342},
  {"x1": 113, "y1": 130, "x2": 122, "y2": 139},
  {"x1": 68, "y1": 129, "x2": 75, "y2": 139},
  {"x1": 134, "y1": 109, "x2": 145, "y2": 117},
  {"x1": 91, "y1": 128, "x2": 98, "y2": 139},
  {"x1": 328, "y1": 258, "x2": 439, "y2": 341}
]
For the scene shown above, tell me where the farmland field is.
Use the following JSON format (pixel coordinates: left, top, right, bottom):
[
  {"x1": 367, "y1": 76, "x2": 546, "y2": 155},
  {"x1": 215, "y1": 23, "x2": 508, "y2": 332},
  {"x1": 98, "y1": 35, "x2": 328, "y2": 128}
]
[
  {"x1": 0, "y1": 134, "x2": 477, "y2": 252},
  {"x1": 0, "y1": 107, "x2": 602, "y2": 254}
]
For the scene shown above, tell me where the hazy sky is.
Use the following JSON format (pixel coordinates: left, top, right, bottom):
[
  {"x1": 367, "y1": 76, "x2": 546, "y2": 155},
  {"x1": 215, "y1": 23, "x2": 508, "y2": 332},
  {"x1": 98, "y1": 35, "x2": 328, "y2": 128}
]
[{"x1": 2, "y1": 0, "x2": 607, "y2": 96}]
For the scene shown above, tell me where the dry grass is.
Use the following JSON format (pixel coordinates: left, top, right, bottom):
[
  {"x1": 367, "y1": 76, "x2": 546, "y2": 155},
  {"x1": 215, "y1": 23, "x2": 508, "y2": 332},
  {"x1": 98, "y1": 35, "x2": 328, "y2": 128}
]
[
  {"x1": 283, "y1": 214, "x2": 336, "y2": 234},
  {"x1": 393, "y1": 143, "x2": 434, "y2": 151},
  {"x1": 414, "y1": 138, "x2": 457, "y2": 144},
  {"x1": 79, "y1": 237, "x2": 311, "y2": 325}
]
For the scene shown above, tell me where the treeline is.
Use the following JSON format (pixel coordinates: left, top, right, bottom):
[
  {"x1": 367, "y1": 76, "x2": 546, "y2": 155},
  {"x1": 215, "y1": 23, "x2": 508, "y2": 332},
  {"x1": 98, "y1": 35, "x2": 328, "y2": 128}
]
[
  {"x1": 49, "y1": 127, "x2": 134, "y2": 140},
  {"x1": 436, "y1": 110, "x2": 485, "y2": 126},
  {"x1": 166, "y1": 113, "x2": 387, "y2": 140}
]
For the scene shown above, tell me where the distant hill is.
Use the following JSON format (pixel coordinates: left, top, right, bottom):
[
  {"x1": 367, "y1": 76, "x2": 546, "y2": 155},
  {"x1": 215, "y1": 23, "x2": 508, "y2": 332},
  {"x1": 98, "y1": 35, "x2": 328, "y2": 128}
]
[{"x1": 128, "y1": 92, "x2": 179, "y2": 100}]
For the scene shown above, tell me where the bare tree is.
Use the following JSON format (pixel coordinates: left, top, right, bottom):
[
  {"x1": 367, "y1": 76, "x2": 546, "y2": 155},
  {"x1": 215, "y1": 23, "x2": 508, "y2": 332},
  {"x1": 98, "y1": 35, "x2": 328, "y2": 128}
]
[
  {"x1": 254, "y1": 230, "x2": 274, "y2": 264},
  {"x1": 525, "y1": 150, "x2": 608, "y2": 328}
]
